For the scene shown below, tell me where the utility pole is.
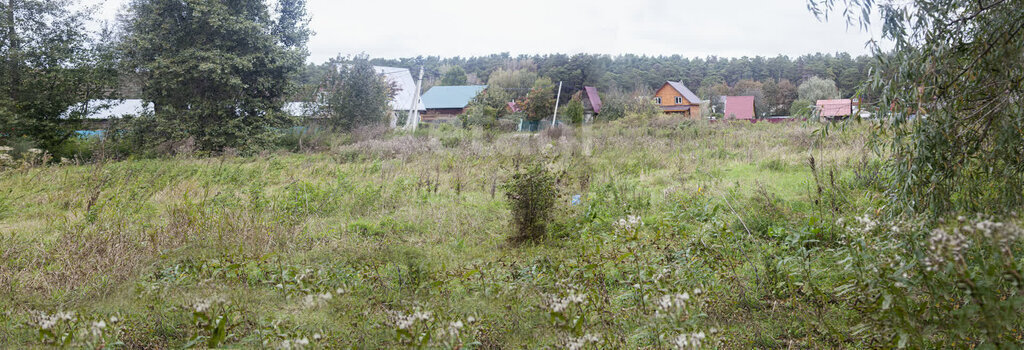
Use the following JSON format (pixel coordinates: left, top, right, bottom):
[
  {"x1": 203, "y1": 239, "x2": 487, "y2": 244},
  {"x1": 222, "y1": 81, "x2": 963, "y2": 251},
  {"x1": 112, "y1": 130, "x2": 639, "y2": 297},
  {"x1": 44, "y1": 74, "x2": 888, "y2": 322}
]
[
  {"x1": 6, "y1": 0, "x2": 19, "y2": 101},
  {"x1": 405, "y1": 66, "x2": 424, "y2": 131},
  {"x1": 551, "y1": 81, "x2": 563, "y2": 127}
]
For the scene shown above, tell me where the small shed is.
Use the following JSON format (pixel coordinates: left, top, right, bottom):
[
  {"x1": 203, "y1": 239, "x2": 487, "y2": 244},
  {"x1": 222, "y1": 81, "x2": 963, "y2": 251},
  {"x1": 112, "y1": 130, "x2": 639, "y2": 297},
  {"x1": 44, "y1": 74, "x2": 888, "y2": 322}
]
[
  {"x1": 816, "y1": 99, "x2": 853, "y2": 119},
  {"x1": 581, "y1": 86, "x2": 602, "y2": 122},
  {"x1": 723, "y1": 96, "x2": 755, "y2": 120}
]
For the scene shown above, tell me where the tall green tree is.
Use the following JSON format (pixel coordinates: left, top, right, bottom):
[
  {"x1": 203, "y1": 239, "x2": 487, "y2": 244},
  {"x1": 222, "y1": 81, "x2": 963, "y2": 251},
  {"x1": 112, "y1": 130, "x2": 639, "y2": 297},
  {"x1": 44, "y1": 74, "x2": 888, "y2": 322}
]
[
  {"x1": 797, "y1": 76, "x2": 840, "y2": 102},
  {"x1": 121, "y1": 0, "x2": 310, "y2": 152},
  {"x1": 0, "y1": 0, "x2": 107, "y2": 151},
  {"x1": 811, "y1": 0, "x2": 1024, "y2": 214},
  {"x1": 522, "y1": 77, "x2": 555, "y2": 122},
  {"x1": 439, "y1": 66, "x2": 467, "y2": 86},
  {"x1": 319, "y1": 56, "x2": 394, "y2": 131}
]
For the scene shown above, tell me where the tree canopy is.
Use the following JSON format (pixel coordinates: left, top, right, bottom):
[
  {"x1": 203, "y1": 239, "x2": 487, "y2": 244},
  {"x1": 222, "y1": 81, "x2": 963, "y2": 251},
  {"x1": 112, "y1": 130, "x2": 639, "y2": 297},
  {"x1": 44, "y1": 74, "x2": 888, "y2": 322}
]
[
  {"x1": 121, "y1": 0, "x2": 310, "y2": 153},
  {"x1": 0, "y1": 0, "x2": 109, "y2": 151},
  {"x1": 811, "y1": 0, "x2": 1024, "y2": 214}
]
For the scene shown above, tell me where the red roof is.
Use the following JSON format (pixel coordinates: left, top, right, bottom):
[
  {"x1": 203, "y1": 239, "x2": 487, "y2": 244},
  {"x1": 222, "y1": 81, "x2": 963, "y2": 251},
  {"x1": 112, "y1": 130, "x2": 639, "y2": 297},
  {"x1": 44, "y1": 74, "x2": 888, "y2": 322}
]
[
  {"x1": 583, "y1": 86, "x2": 602, "y2": 113},
  {"x1": 724, "y1": 96, "x2": 755, "y2": 120},
  {"x1": 816, "y1": 99, "x2": 853, "y2": 117}
]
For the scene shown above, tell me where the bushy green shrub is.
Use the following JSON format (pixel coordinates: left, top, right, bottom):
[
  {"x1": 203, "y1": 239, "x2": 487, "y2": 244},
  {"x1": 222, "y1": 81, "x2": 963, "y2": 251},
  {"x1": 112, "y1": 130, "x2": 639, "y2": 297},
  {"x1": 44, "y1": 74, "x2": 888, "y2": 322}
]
[
  {"x1": 789, "y1": 99, "x2": 813, "y2": 117},
  {"x1": 834, "y1": 214, "x2": 1024, "y2": 348},
  {"x1": 562, "y1": 98, "x2": 585, "y2": 125},
  {"x1": 503, "y1": 158, "x2": 559, "y2": 242}
]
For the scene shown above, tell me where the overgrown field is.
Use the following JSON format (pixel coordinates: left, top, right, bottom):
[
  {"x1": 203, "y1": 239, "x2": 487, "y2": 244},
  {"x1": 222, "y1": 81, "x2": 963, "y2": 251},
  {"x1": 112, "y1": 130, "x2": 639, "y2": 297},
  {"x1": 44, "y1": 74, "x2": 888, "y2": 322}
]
[{"x1": 1, "y1": 118, "x2": 1021, "y2": 348}]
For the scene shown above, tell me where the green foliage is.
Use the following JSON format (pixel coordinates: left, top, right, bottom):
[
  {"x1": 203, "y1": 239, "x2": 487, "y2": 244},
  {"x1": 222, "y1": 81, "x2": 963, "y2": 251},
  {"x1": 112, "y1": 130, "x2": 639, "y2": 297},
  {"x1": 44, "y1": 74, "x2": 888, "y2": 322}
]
[
  {"x1": 0, "y1": 0, "x2": 113, "y2": 152},
  {"x1": 319, "y1": 56, "x2": 395, "y2": 131},
  {"x1": 121, "y1": 0, "x2": 310, "y2": 153},
  {"x1": 522, "y1": 77, "x2": 556, "y2": 122},
  {"x1": 368, "y1": 52, "x2": 873, "y2": 100},
  {"x1": 834, "y1": 215, "x2": 1024, "y2": 348},
  {"x1": 809, "y1": 0, "x2": 1024, "y2": 214},
  {"x1": 789, "y1": 99, "x2": 813, "y2": 117},
  {"x1": 562, "y1": 98, "x2": 585, "y2": 125},
  {"x1": 439, "y1": 66, "x2": 467, "y2": 86},
  {"x1": 797, "y1": 76, "x2": 841, "y2": 102},
  {"x1": 598, "y1": 89, "x2": 660, "y2": 121},
  {"x1": 503, "y1": 157, "x2": 559, "y2": 241}
]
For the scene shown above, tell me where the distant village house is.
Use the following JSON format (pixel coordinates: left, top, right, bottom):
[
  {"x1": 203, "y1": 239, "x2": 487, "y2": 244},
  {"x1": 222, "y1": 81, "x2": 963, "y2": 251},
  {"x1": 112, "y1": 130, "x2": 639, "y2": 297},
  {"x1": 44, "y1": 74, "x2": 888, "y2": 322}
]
[
  {"x1": 654, "y1": 81, "x2": 702, "y2": 117},
  {"x1": 816, "y1": 99, "x2": 853, "y2": 120},
  {"x1": 722, "y1": 96, "x2": 755, "y2": 120},
  {"x1": 420, "y1": 85, "x2": 487, "y2": 123},
  {"x1": 581, "y1": 86, "x2": 602, "y2": 122}
]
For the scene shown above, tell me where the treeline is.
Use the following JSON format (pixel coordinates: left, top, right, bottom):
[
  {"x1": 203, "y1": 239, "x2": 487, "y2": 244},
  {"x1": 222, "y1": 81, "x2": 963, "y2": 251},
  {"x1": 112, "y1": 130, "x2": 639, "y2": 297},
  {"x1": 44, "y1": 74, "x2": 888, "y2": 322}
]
[
  {"x1": 299, "y1": 52, "x2": 873, "y2": 101},
  {"x1": 292, "y1": 52, "x2": 875, "y2": 118},
  {"x1": 1, "y1": 0, "x2": 312, "y2": 158}
]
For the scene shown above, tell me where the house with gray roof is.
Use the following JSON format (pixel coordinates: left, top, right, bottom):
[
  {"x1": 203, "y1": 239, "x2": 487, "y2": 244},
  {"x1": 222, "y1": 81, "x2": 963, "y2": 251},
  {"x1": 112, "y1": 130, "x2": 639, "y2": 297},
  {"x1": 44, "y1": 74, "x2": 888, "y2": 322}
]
[{"x1": 653, "y1": 81, "x2": 702, "y2": 117}]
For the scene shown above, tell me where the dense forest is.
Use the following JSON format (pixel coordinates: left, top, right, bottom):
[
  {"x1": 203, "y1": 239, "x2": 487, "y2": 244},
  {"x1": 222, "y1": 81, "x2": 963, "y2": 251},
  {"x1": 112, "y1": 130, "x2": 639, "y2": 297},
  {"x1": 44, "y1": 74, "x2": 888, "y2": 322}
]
[{"x1": 296, "y1": 53, "x2": 874, "y2": 105}]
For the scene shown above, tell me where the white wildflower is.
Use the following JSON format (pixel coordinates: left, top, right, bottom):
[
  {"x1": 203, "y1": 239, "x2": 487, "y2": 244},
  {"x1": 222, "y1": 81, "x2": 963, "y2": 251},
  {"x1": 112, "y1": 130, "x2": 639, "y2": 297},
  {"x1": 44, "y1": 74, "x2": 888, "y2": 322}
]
[
  {"x1": 447, "y1": 320, "x2": 464, "y2": 337},
  {"x1": 91, "y1": 320, "x2": 107, "y2": 336},
  {"x1": 564, "y1": 333, "x2": 600, "y2": 350}
]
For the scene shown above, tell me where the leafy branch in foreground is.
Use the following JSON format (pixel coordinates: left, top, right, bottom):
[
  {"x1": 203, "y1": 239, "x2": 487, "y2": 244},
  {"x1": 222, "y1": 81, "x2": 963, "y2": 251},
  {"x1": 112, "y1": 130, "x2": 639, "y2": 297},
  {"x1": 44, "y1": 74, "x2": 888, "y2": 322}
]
[{"x1": 808, "y1": 0, "x2": 1024, "y2": 215}]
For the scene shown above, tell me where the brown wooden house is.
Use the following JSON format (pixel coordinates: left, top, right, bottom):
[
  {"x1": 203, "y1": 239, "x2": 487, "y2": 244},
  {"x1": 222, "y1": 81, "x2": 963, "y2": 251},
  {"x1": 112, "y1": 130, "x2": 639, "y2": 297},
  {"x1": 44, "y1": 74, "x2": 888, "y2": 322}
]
[{"x1": 654, "y1": 81, "x2": 702, "y2": 117}]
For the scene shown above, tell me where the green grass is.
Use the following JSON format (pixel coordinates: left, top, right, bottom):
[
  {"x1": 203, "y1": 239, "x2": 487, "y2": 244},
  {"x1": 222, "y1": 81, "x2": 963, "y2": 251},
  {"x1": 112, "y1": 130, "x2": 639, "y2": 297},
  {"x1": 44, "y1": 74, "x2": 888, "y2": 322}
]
[{"x1": 0, "y1": 117, "x2": 885, "y2": 348}]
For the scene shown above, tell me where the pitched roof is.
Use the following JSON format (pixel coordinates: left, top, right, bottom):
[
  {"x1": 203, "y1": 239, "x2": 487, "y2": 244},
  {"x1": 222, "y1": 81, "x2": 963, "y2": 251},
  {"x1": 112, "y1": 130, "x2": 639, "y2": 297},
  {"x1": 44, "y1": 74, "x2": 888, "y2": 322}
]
[
  {"x1": 374, "y1": 66, "x2": 425, "y2": 111},
  {"x1": 583, "y1": 86, "x2": 602, "y2": 113},
  {"x1": 723, "y1": 96, "x2": 755, "y2": 120},
  {"x1": 666, "y1": 81, "x2": 701, "y2": 105},
  {"x1": 816, "y1": 99, "x2": 853, "y2": 117},
  {"x1": 62, "y1": 99, "x2": 153, "y2": 120},
  {"x1": 421, "y1": 85, "x2": 487, "y2": 109}
]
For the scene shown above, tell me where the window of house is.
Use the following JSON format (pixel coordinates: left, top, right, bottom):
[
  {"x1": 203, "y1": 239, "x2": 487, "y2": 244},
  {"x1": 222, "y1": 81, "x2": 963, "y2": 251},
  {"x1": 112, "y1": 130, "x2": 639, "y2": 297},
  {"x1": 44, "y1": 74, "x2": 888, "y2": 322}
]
[
  {"x1": 675, "y1": 96, "x2": 683, "y2": 104},
  {"x1": 654, "y1": 97, "x2": 662, "y2": 104}
]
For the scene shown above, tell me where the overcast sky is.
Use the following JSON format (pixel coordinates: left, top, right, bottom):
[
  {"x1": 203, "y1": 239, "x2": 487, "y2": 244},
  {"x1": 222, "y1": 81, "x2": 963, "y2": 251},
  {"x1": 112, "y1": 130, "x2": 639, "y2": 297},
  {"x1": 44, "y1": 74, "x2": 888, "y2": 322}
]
[{"x1": 88, "y1": 0, "x2": 885, "y2": 63}]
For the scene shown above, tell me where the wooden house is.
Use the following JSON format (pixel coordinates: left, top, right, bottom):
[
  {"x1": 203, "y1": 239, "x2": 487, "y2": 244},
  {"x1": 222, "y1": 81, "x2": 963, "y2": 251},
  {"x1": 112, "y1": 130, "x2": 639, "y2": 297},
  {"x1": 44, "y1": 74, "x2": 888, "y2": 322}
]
[{"x1": 654, "y1": 81, "x2": 702, "y2": 117}]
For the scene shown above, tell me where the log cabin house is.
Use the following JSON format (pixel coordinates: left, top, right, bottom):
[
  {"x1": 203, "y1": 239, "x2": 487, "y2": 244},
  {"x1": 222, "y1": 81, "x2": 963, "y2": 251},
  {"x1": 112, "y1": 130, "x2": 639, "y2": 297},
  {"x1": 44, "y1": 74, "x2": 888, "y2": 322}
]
[{"x1": 654, "y1": 81, "x2": 702, "y2": 117}]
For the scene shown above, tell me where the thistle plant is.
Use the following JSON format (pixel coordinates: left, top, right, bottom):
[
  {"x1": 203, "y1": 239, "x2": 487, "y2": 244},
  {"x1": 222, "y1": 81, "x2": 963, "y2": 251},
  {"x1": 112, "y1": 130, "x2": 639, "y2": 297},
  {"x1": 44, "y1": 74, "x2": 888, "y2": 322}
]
[
  {"x1": 647, "y1": 288, "x2": 714, "y2": 349},
  {"x1": 183, "y1": 296, "x2": 239, "y2": 349},
  {"x1": 542, "y1": 284, "x2": 599, "y2": 349},
  {"x1": 255, "y1": 319, "x2": 327, "y2": 349},
  {"x1": 385, "y1": 308, "x2": 481, "y2": 349},
  {"x1": 834, "y1": 213, "x2": 1024, "y2": 348},
  {"x1": 27, "y1": 310, "x2": 124, "y2": 348}
]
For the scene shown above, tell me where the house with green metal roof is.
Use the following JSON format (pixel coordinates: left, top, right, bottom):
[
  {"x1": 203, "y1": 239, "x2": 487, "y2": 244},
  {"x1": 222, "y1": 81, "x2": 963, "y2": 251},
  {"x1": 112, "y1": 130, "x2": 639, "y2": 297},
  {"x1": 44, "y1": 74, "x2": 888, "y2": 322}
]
[{"x1": 420, "y1": 85, "x2": 487, "y2": 122}]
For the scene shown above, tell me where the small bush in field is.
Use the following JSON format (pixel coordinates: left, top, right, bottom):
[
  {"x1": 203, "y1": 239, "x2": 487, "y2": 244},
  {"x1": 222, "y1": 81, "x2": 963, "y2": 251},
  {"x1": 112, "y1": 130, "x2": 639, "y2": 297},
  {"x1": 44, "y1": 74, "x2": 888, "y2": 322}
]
[{"x1": 503, "y1": 158, "x2": 558, "y2": 242}]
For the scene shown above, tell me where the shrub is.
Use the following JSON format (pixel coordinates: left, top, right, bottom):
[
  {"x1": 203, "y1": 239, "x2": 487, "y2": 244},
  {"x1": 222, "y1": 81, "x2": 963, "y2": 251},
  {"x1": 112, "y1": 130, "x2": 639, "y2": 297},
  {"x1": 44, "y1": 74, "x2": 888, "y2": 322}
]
[
  {"x1": 562, "y1": 98, "x2": 585, "y2": 125},
  {"x1": 789, "y1": 99, "x2": 813, "y2": 117},
  {"x1": 503, "y1": 158, "x2": 559, "y2": 242}
]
